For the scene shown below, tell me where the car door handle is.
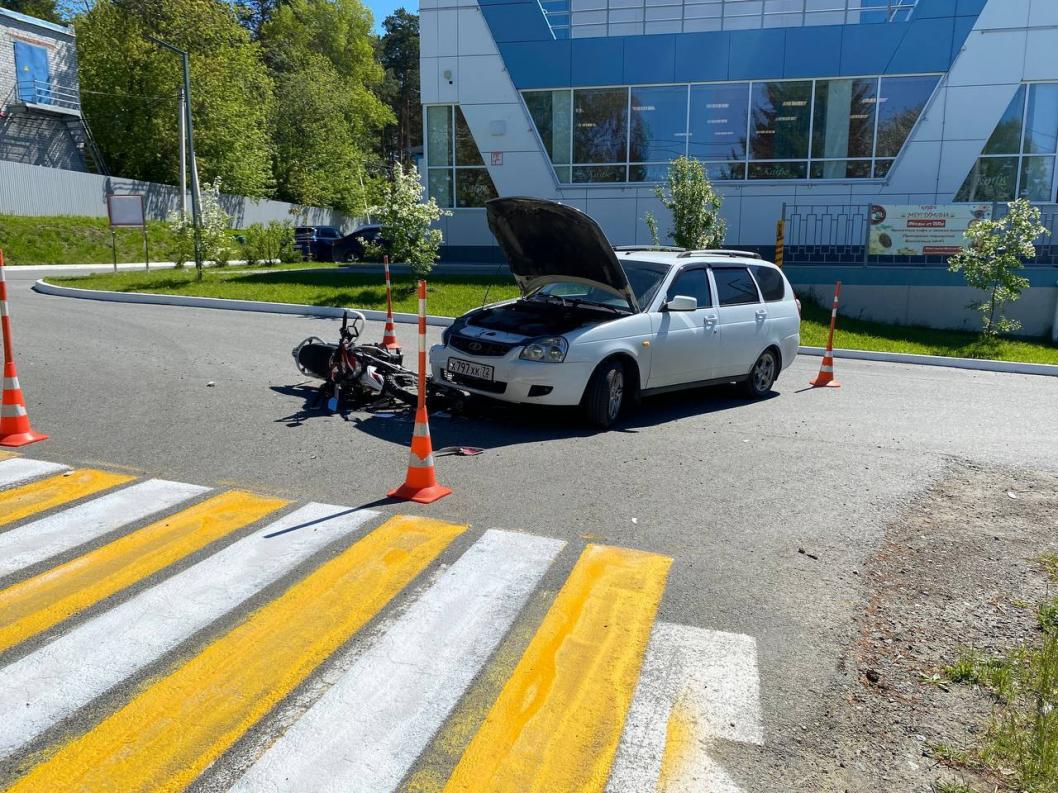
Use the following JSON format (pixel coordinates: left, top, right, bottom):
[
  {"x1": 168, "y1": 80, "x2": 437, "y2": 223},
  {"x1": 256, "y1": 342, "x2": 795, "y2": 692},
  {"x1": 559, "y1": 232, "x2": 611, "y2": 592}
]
[
  {"x1": 703, "y1": 314, "x2": 718, "y2": 326},
  {"x1": 755, "y1": 309, "x2": 768, "y2": 319}
]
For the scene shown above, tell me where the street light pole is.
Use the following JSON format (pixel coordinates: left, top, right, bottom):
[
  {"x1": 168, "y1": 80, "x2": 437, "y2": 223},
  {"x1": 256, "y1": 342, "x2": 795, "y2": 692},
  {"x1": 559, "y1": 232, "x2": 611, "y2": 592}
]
[
  {"x1": 147, "y1": 35, "x2": 203, "y2": 272},
  {"x1": 178, "y1": 85, "x2": 186, "y2": 221}
]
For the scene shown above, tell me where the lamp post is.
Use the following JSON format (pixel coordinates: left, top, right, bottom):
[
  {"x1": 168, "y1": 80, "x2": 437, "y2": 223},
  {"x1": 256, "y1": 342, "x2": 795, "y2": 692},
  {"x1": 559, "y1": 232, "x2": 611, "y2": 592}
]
[{"x1": 146, "y1": 35, "x2": 203, "y2": 271}]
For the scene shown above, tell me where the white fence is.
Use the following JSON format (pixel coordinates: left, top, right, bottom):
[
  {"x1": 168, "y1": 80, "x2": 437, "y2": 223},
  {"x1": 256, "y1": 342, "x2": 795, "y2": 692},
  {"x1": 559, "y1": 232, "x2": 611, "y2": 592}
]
[{"x1": 0, "y1": 160, "x2": 358, "y2": 230}]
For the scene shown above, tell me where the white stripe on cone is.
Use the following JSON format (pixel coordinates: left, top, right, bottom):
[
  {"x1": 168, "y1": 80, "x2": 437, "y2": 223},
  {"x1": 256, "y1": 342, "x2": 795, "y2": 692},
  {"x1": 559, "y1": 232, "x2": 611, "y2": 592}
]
[{"x1": 1, "y1": 403, "x2": 27, "y2": 418}]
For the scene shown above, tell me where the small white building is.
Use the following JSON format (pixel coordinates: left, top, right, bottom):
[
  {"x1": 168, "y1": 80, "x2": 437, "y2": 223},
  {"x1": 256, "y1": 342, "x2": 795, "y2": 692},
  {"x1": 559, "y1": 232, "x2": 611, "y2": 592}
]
[{"x1": 0, "y1": 7, "x2": 105, "y2": 174}]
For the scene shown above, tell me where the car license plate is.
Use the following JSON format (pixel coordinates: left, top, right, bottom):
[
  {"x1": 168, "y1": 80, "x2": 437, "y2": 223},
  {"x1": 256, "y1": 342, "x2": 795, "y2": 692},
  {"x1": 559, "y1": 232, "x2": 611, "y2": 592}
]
[{"x1": 447, "y1": 357, "x2": 494, "y2": 381}]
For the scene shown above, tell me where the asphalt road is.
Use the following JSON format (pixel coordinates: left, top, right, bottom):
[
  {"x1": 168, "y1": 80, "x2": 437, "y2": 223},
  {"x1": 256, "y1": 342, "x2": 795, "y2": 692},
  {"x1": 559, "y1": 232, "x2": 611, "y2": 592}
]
[{"x1": 4, "y1": 267, "x2": 1057, "y2": 791}]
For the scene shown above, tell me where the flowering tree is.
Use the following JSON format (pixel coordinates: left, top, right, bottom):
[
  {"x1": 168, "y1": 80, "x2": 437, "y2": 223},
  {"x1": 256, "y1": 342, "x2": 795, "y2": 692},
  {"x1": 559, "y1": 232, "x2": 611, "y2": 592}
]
[
  {"x1": 948, "y1": 199, "x2": 1048, "y2": 336},
  {"x1": 366, "y1": 162, "x2": 450, "y2": 278},
  {"x1": 167, "y1": 179, "x2": 233, "y2": 277}
]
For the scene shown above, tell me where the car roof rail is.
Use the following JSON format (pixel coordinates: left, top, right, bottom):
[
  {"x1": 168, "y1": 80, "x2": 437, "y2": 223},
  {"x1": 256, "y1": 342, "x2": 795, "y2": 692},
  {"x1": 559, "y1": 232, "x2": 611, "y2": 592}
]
[
  {"x1": 612, "y1": 245, "x2": 685, "y2": 252},
  {"x1": 676, "y1": 249, "x2": 763, "y2": 260}
]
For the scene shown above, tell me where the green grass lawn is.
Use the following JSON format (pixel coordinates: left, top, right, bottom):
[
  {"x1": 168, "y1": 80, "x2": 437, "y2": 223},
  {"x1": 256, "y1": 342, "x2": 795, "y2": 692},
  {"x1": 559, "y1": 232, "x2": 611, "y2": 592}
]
[
  {"x1": 54, "y1": 268, "x2": 522, "y2": 319},
  {"x1": 798, "y1": 300, "x2": 1058, "y2": 365},
  {"x1": 51, "y1": 268, "x2": 1058, "y2": 365},
  {"x1": 0, "y1": 214, "x2": 185, "y2": 265}
]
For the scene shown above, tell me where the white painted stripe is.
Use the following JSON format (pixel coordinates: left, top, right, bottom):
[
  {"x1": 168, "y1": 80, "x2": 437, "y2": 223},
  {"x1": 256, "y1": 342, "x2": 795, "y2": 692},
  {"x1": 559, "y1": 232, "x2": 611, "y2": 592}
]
[
  {"x1": 606, "y1": 622, "x2": 763, "y2": 793},
  {"x1": 231, "y1": 529, "x2": 564, "y2": 793},
  {"x1": 0, "y1": 303, "x2": 8, "y2": 317},
  {"x1": 0, "y1": 403, "x2": 27, "y2": 418},
  {"x1": 0, "y1": 458, "x2": 69, "y2": 489},
  {"x1": 820, "y1": 365, "x2": 833, "y2": 373},
  {"x1": 407, "y1": 452, "x2": 435, "y2": 468},
  {"x1": 3, "y1": 377, "x2": 19, "y2": 390},
  {"x1": 0, "y1": 478, "x2": 209, "y2": 577},
  {"x1": 0, "y1": 502, "x2": 377, "y2": 758}
]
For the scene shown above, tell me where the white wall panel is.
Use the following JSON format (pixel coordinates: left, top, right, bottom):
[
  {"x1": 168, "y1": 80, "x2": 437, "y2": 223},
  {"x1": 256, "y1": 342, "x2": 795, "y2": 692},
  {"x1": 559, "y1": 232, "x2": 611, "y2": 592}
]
[
  {"x1": 946, "y1": 30, "x2": 1027, "y2": 87},
  {"x1": 1029, "y1": 0, "x2": 1058, "y2": 27},
  {"x1": 457, "y1": 7, "x2": 500, "y2": 56},
  {"x1": 436, "y1": 56, "x2": 459, "y2": 103},
  {"x1": 437, "y1": 8, "x2": 459, "y2": 57},
  {"x1": 1025, "y1": 29, "x2": 1058, "y2": 82},
  {"x1": 976, "y1": 0, "x2": 1029, "y2": 29}
]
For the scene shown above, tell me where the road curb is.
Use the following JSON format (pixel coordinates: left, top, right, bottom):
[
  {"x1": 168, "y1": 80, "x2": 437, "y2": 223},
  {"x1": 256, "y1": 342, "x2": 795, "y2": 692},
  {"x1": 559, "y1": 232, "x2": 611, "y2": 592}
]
[
  {"x1": 31, "y1": 279, "x2": 456, "y2": 328},
  {"x1": 34, "y1": 279, "x2": 1055, "y2": 377},
  {"x1": 798, "y1": 345, "x2": 1058, "y2": 378}
]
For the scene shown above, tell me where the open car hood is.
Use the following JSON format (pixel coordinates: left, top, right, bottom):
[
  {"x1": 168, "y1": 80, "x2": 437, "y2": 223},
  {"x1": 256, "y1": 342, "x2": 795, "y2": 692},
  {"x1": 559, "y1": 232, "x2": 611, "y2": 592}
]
[{"x1": 486, "y1": 197, "x2": 639, "y2": 313}]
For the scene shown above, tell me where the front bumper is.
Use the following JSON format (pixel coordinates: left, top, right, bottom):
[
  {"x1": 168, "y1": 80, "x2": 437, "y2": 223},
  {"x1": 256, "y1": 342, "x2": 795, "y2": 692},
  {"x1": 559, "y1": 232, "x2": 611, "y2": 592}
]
[{"x1": 429, "y1": 344, "x2": 595, "y2": 406}]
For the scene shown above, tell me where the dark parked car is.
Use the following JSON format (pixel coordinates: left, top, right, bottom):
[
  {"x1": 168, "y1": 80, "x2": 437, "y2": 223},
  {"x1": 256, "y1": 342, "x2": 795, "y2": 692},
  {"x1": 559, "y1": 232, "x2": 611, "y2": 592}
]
[
  {"x1": 330, "y1": 224, "x2": 391, "y2": 263},
  {"x1": 294, "y1": 226, "x2": 343, "y2": 261}
]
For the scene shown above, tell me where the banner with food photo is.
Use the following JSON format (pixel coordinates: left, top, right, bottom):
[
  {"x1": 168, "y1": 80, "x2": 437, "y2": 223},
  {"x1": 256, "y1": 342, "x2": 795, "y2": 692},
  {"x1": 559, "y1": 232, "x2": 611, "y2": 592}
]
[{"x1": 868, "y1": 204, "x2": 993, "y2": 256}]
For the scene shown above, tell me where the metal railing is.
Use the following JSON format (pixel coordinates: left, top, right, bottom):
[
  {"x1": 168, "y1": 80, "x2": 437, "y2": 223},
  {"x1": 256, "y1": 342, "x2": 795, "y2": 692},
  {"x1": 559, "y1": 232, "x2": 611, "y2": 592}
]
[
  {"x1": 13, "y1": 78, "x2": 80, "y2": 112},
  {"x1": 552, "y1": 0, "x2": 918, "y2": 39},
  {"x1": 781, "y1": 202, "x2": 1058, "y2": 266}
]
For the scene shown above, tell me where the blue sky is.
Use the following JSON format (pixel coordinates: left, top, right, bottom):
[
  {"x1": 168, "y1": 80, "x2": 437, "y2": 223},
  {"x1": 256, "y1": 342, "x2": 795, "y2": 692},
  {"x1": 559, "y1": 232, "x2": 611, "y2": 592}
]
[{"x1": 366, "y1": 0, "x2": 416, "y2": 31}]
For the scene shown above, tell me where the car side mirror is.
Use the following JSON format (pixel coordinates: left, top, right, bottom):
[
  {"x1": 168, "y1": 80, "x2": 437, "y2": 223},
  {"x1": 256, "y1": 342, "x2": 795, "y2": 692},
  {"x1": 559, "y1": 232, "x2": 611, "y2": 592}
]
[{"x1": 664, "y1": 295, "x2": 698, "y2": 312}]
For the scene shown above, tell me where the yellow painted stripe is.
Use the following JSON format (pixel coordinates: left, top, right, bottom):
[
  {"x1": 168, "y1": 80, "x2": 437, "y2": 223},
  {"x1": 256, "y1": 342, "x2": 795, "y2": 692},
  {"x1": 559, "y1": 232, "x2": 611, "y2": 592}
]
[
  {"x1": 0, "y1": 490, "x2": 286, "y2": 654},
  {"x1": 10, "y1": 514, "x2": 465, "y2": 793},
  {"x1": 0, "y1": 469, "x2": 133, "y2": 529},
  {"x1": 443, "y1": 544, "x2": 672, "y2": 793},
  {"x1": 0, "y1": 451, "x2": 15, "y2": 462}
]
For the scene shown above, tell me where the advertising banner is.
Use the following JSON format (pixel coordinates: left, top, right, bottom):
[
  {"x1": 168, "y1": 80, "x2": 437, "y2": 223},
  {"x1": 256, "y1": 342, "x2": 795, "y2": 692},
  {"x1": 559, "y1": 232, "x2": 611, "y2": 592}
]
[{"x1": 868, "y1": 204, "x2": 992, "y2": 256}]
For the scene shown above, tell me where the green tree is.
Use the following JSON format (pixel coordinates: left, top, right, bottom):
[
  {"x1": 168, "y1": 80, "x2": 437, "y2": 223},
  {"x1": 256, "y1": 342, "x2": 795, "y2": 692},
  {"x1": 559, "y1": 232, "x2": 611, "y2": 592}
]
[
  {"x1": 650, "y1": 156, "x2": 726, "y2": 250},
  {"x1": 1, "y1": 0, "x2": 62, "y2": 23},
  {"x1": 948, "y1": 198, "x2": 1049, "y2": 336},
  {"x1": 367, "y1": 162, "x2": 448, "y2": 277},
  {"x1": 260, "y1": 0, "x2": 392, "y2": 212},
  {"x1": 377, "y1": 9, "x2": 421, "y2": 164},
  {"x1": 74, "y1": 0, "x2": 274, "y2": 196}
]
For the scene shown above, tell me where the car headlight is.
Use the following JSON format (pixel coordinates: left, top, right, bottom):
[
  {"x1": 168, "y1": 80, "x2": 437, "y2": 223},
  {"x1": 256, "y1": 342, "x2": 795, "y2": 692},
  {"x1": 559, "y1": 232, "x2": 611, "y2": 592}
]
[{"x1": 520, "y1": 336, "x2": 568, "y2": 363}]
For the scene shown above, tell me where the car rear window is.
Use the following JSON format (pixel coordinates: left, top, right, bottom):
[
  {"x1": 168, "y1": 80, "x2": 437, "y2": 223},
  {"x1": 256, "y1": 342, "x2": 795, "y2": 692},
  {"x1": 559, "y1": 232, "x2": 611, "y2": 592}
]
[
  {"x1": 666, "y1": 268, "x2": 711, "y2": 309},
  {"x1": 713, "y1": 267, "x2": 761, "y2": 306},
  {"x1": 750, "y1": 265, "x2": 786, "y2": 302},
  {"x1": 294, "y1": 227, "x2": 313, "y2": 236}
]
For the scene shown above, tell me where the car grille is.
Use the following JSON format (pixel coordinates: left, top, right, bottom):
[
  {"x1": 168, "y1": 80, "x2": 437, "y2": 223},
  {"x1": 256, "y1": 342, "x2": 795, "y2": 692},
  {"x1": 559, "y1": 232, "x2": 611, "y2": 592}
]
[
  {"x1": 449, "y1": 335, "x2": 515, "y2": 357},
  {"x1": 441, "y1": 369, "x2": 507, "y2": 394}
]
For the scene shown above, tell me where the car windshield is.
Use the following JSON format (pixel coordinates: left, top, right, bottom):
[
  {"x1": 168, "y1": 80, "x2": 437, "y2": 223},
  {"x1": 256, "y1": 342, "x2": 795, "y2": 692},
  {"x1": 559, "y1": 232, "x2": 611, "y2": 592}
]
[{"x1": 530, "y1": 260, "x2": 669, "y2": 311}]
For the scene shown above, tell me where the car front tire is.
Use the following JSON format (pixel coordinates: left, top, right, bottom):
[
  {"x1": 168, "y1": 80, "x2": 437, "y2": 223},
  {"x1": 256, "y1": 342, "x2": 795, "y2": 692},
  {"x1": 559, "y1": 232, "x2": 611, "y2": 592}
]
[
  {"x1": 583, "y1": 359, "x2": 626, "y2": 430},
  {"x1": 743, "y1": 349, "x2": 778, "y2": 398}
]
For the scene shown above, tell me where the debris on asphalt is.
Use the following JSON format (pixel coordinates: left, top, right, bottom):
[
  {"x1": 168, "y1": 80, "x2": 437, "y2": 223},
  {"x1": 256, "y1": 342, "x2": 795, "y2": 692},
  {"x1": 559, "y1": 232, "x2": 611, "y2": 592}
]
[
  {"x1": 434, "y1": 446, "x2": 484, "y2": 457},
  {"x1": 798, "y1": 547, "x2": 819, "y2": 560},
  {"x1": 207, "y1": 381, "x2": 215, "y2": 387},
  {"x1": 1007, "y1": 490, "x2": 1018, "y2": 499}
]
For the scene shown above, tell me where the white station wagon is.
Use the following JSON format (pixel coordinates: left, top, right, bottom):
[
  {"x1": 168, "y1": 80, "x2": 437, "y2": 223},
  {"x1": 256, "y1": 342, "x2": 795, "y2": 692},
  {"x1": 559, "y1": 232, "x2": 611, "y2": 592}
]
[{"x1": 430, "y1": 197, "x2": 800, "y2": 428}]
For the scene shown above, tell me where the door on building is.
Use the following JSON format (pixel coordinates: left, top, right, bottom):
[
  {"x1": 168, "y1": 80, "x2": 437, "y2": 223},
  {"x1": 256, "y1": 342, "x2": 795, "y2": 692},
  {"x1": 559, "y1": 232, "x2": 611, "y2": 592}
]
[{"x1": 14, "y1": 41, "x2": 50, "y2": 104}]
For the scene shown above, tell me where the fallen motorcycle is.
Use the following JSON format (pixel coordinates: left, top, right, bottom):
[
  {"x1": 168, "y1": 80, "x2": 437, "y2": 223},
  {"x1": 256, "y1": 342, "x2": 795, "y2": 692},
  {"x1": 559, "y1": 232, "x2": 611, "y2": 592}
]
[{"x1": 292, "y1": 311, "x2": 467, "y2": 412}]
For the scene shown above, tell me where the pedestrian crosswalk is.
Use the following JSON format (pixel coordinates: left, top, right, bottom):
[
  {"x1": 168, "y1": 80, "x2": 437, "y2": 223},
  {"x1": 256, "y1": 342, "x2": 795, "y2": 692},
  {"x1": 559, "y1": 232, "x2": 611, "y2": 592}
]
[{"x1": 0, "y1": 456, "x2": 764, "y2": 793}]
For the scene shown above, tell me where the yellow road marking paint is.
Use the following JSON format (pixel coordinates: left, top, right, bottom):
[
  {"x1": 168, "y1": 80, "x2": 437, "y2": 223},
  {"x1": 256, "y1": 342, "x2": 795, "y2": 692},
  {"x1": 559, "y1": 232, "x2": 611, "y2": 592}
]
[
  {"x1": 658, "y1": 694, "x2": 694, "y2": 791},
  {"x1": 9, "y1": 514, "x2": 465, "y2": 793},
  {"x1": 0, "y1": 451, "x2": 15, "y2": 462},
  {"x1": 443, "y1": 544, "x2": 671, "y2": 793},
  {"x1": 0, "y1": 469, "x2": 133, "y2": 529},
  {"x1": 0, "y1": 491, "x2": 286, "y2": 654}
]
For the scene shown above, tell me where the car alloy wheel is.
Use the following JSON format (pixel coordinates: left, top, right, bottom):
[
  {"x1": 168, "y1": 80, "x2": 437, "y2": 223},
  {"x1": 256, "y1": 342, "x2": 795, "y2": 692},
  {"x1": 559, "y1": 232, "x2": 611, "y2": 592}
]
[{"x1": 606, "y1": 367, "x2": 624, "y2": 421}]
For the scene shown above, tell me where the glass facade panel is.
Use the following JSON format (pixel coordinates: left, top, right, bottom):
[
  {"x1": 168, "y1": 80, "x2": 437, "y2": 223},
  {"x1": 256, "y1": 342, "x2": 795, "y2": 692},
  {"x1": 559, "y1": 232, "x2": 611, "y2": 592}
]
[
  {"x1": 425, "y1": 104, "x2": 498, "y2": 208},
  {"x1": 525, "y1": 90, "x2": 572, "y2": 164},
  {"x1": 983, "y1": 86, "x2": 1026, "y2": 155},
  {"x1": 955, "y1": 157, "x2": 1018, "y2": 202},
  {"x1": 521, "y1": 73, "x2": 938, "y2": 185},
  {"x1": 629, "y1": 85, "x2": 688, "y2": 163},
  {"x1": 1019, "y1": 156, "x2": 1055, "y2": 201},
  {"x1": 812, "y1": 78, "x2": 877, "y2": 160},
  {"x1": 749, "y1": 161, "x2": 807, "y2": 179},
  {"x1": 749, "y1": 81, "x2": 812, "y2": 161},
  {"x1": 426, "y1": 105, "x2": 452, "y2": 167},
  {"x1": 810, "y1": 160, "x2": 873, "y2": 179},
  {"x1": 572, "y1": 164, "x2": 628, "y2": 182},
  {"x1": 875, "y1": 75, "x2": 939, "y2": 158},
  {"x1": 456, "y1": 168, "x2": 498, "y2": 207},
  {"x1": 688, "y1": 83, "x2": 749, "y2": 161},
  {"x1": 1024, "y1": 84, "x2": 1058, "y2": 155},
  {"x1": 455, "y1": 107, "x2": 484, "y2": 166},
  {"x1": 574, "y1": 88, "x2": 629, "y2": 164},
  {"x1": 427, "y1": 168, "x2": 453, "y2": 209}
]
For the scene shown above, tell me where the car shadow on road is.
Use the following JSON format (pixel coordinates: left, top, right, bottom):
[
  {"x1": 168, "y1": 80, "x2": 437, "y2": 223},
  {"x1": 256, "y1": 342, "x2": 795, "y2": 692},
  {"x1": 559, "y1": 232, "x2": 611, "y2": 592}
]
[{"x1": 271, "y1": 380, "x2": 777, "y2": 451}]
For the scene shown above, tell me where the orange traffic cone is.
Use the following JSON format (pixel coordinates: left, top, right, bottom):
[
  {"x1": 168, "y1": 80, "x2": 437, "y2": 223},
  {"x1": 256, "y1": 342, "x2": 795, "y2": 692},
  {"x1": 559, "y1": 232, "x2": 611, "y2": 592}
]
[
  {"x1": 809, "y1": 281, "x2": 841, "y2": 389},
  {"x1": 388, "y1": 279, "x2": 451, "y2": 504},
  {"x1": 380, "y1": 256, "x2": 400, "y2": 352},
  {"x1": 388, "y1": 404, "x2": 452, "y2": 504},
  {"x1": 0, "y1": 251, "x2": 47, "y2": 446}
]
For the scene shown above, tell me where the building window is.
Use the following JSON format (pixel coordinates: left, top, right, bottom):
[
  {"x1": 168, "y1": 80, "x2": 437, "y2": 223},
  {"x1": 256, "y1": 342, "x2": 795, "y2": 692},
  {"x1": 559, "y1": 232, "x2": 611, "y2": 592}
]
[
  {"x1": 523, "y1": 73, "x2": 938, "y2": 185},
  {"x1": 956, "y1": 83, "x2": 1058, "y2": 202},
  {"x1": 425, "y1": 105, "x2": 499, "y2": 208}
]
